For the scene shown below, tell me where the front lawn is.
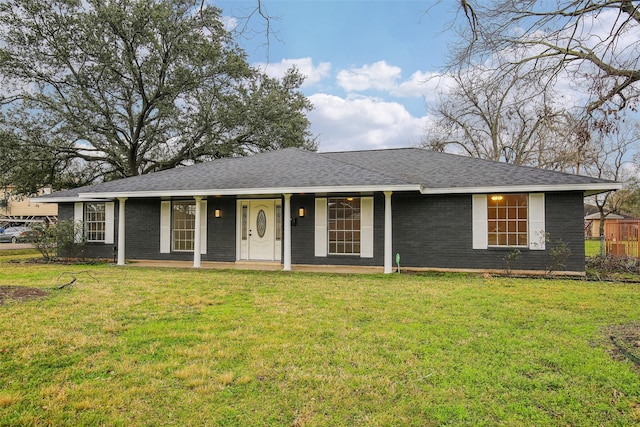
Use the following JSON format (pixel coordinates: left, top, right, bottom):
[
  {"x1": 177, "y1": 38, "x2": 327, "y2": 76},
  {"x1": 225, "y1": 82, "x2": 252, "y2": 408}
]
[{"x1": 0, "y1": 264, "x2": 639, "y2": 426}]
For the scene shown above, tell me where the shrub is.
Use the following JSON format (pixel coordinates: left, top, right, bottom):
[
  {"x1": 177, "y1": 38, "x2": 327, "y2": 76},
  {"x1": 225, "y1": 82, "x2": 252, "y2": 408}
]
[
  {"x1": 586, "y1": 254, "x2": 640, "y2": 275},
  {"x1": 546, "y1": 239, "x2": 571, "y2": 276},
  {"x1": 30, "y1": 220, "x2": 86, "y2": 262},
  {"x1": 503, "y1": 248, "x2": 521, "y2": 275}
]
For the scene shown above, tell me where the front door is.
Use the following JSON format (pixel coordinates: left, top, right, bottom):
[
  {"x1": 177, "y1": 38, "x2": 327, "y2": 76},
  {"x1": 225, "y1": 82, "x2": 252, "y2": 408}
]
[{"x1": 238, "y1": 200, "x2": 282, "y2": 261}]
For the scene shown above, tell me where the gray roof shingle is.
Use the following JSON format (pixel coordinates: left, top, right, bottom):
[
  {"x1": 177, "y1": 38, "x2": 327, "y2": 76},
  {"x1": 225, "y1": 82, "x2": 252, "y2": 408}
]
[
  {"x1": 320, "y1": 148, "x2": 613, "y2": 189},
  {"x1": 38, "y1": 147, "x2": 619, "y2": 201}
]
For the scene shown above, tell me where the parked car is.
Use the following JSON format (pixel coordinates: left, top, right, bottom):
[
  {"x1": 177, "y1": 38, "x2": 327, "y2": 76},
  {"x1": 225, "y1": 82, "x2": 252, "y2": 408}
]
[{"x1": 0, "y1": 227, "x2": 32, "y2": 243}]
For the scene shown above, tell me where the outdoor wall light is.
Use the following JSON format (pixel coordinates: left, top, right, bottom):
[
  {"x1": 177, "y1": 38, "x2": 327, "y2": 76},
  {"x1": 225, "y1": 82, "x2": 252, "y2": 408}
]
[
  {"x1": 214, "y1": 209, "x2": 222, "y2": 218},
  {"x1": 298, "y1": 207, "x2": 305, "y2": 218}
]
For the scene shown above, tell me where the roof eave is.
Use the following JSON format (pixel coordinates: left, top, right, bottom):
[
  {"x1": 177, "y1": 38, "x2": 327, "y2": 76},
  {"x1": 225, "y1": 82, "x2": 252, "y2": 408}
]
[
  {"x1": 81, "y1": 184, "x2": 422, "y2": 199},
  {"x1": 419, "y1": 182, "x2": 623, "y2": 195},
  {"x1": 30, "y1": 196, "x2": 111, "y2": 203}
]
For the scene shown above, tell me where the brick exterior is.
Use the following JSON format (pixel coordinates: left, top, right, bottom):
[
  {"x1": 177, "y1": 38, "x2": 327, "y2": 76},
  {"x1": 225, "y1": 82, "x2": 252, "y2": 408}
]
[
  {"x1": 391, "y1": 191, "x2": 585, "y2": 272},
  {"x1": 60, "y1": 191, "x2": 586, "y2": 272},
  {"x1": 289, "y1": 194, "x2": 384, "y2": 266}
]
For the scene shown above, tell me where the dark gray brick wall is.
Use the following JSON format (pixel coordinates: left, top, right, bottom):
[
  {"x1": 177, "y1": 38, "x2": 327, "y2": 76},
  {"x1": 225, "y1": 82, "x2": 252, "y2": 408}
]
[
  {"x1": 392, "y1": 191, "x2": 585, "y2": 272},
  {"x1": 61, "y1": 191, "x2": 586, "y2": 272},
  {"x1": 58, "y1": 204, "x2": 73, "y2": 222},
  {"x1": 208, "y1": 197, "x2": 236, "y2": 262},
  {"x1": 58, "y1": 203, "x2": 116, "y2": 259},
  {"x1": 290, "y1": 194, "x2": 384, "y2": 266},
  {"x1": 62, "y1": 197, "x2": 237, "y2": 262}
]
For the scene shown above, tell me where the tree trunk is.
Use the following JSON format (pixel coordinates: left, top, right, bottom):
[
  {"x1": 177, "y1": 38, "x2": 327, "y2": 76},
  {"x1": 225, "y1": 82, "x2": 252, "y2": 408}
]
[{"x1": 598, "y1": 207, "x2": 607, "y2": 257}]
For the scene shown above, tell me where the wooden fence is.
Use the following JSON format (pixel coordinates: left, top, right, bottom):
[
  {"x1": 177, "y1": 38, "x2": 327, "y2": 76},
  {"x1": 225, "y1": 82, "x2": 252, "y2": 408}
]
[{"x1": 604, "y1": 220, "x2": 640, "y2": 258}]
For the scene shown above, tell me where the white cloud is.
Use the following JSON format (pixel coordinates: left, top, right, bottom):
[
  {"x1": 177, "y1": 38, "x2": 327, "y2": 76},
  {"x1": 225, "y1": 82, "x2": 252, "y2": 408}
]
[
  {"x1": 250, "y1": 59, "x2": 444, "y2": 152},
  {"x1": 308, "y1": 93, "x2": 428, "y2": 152},
  {"x1": 254, "y1": 57, "x2": 331, "y2": 87},
  {"x1": 335, "y1": 62, "x2": 457, "y2": 103},
  {"x1": 394, "y1": 70, "x2": 457, "y2": 102},
  {"x1": 336, "y1": 60, "x2": 401, "y2": 92}
]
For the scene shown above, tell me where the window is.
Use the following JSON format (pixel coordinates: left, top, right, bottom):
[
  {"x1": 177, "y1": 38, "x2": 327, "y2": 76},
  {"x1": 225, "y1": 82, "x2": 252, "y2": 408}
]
[
  {"x1": 275, "y1": 204, "x2": 282, "y2": 241},
  {"x1": 173, "y1": 200, "x2": 196, "y2": 251},
  {"x1": 85, "y1": 202, "x2": 106, "y2": 242},
  {"x1": 241, "y1": 205, "x2": 248, "y2": 241},
  {"x1": 328, "y1": 197, "x2": 361, "y2": 255},
  {"x1": 487, "y1": 194, "x2": 528, "y2": 247}
]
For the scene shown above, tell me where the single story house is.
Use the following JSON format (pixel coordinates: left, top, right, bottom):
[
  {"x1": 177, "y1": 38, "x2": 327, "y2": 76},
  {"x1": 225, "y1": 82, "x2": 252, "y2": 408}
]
[{"x1": 35, "y1": 148, "x2": 620, "y2": 274}]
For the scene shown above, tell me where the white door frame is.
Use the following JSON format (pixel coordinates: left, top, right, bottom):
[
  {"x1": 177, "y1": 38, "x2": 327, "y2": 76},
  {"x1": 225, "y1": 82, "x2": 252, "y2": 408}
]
[{"x1": 236, "y1": 199, "x2": 282, "y2": 261}]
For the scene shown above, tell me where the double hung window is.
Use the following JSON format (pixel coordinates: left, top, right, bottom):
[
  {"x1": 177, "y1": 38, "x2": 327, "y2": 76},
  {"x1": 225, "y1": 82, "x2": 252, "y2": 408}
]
[
  {"x1": 84, "y1": 202, "x2": 106, "y2": 242},
  {"x1": 328, "y1": 197, "x2": 361, "y2": 255},
  {"x1": 172, "y1": 200, "x2": 196, "y2": 252}
]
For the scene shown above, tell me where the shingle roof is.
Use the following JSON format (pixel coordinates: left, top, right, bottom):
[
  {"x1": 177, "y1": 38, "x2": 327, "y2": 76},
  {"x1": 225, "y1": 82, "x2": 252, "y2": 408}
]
[
  {"x1": 37, "y1": 147, "x2": 619, "y2": 201},
  {"x1": 320, "y1": 148, "x2": 613, "y2": 190}
]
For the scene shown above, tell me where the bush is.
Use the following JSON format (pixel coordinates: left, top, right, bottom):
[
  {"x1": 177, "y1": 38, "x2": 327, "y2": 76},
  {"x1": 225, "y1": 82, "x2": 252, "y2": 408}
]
[
  {"x1": 30, "y1": 220, "x2": 86, "y2": 262},
  {"x1": 586, "y1": 254, "x2": 640, "y2": 275},
  {"x1": 546, "y1": 239, "x2": 571, "y2": 276}
]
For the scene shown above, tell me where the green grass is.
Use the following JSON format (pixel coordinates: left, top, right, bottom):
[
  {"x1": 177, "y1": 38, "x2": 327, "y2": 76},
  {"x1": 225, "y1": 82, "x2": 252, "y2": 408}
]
[
  {"x1": 586, "y1": 239, "x2": 601, "y2": 257},
  {"x1": 1, "y1": 264, "x2": 639, "y2": 426},
  {"x1": 0, "y1": 247, "x2": 41, "y2": 262}
]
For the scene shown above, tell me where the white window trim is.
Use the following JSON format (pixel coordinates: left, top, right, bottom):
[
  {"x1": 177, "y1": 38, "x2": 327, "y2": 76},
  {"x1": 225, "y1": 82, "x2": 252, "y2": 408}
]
[
  {"x1": 472, "y1": 193, "x2": 545, "y2": 250},
  {"x1": 472, "y1": 195, "x2": 488, "y2": 250},
  {"x1": 314, "y1": 198, "x2": 327, "y2": 257},
  {"x1": 199, "y1": 199, "x2": 207, "y2": 255},
  {"x1": 160, "y1": 200, "x2": 207, "y2": 254},
  {"x1": 74, "y1": 201, "x2": 114, "y2": 244},
  {"x1": 360, "y1": 197, "x2": 374, "y2": 258},
  {"x1": 160, "y1": 201, "x2": 171, "y2": 253},
  {"x1": 315, "y1": 196, "x2": 374, "y2": 258},
  {"x1": 104, "y1": 202, "x2": 115, "y2": 244},
  {"x1": 74, "y1": 202, "x2": 84, "y2": 243},
  {"x1": 528, "y1": 193, "x2": 546, "y2": 250}
]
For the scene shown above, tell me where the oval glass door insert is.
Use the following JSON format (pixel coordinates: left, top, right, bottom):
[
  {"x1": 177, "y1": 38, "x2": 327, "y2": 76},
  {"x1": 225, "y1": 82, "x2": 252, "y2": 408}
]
[{"x1": 256, "y1": 209, "x2": 267, "y2": 238}]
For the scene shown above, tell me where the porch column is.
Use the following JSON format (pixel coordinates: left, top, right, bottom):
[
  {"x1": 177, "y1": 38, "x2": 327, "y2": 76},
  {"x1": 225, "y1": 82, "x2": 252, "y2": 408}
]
[
  {"x1": 384, "y1": 191, "x2": 393, "y2": 274},
  {"x1": 117, "y1": 197, "x2": 127, "y2": 266},
  {"x1": 283, "y1": 193, "x2": 292, "y2": 271},
  {"x1": 193, "y1": 196, "x2": 202, "y2": 268}
]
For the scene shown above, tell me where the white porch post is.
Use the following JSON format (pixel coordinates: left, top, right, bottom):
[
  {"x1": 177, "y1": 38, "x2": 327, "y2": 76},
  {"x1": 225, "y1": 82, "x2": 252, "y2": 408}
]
[
  {"x1": 117, "y1": 197, "x2": 127, "y2": 266},
  {"x1": 384, "y1": 191, "x2": 393, "y2": 274},
  {"x1": 118, "y1": 197, "x2": 127, "y2": 265},
  {"x1": 193, "y1": 196, "x2": 202, "y2": 268},
  {"x1": 283, "y1": 193, "x2": 292, "y2": 271}
]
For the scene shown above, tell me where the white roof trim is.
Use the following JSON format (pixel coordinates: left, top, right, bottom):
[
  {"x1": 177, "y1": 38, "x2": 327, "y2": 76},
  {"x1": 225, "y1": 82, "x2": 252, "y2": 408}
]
[
  {"x1": 420, "y1": 182, "x2": 622, "y2": 195},
  {"x1": 34, "y1": 182, "x2": 620, "y2": 202},
  {"x1": 31, "y1": 197, "x2": 113, "y2": 203},
  {"x1": 81, "y1": 184, "x2": 422, "y2": 199}
]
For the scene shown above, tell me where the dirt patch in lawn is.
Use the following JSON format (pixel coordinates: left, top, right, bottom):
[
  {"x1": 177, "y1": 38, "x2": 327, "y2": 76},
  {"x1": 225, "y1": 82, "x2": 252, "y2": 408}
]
[
  {"x1": 0, "y1": 286, "x2": 49, "y2": 305},
  {"x1": 606, "y1": 323, "x2": 640, "y2": 372}
]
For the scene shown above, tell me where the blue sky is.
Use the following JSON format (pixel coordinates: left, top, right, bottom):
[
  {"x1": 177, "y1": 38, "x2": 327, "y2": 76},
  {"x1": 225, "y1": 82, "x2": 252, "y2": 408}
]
[{"x1": 215, "y1": 1, "x2": 457, "y2": 152}]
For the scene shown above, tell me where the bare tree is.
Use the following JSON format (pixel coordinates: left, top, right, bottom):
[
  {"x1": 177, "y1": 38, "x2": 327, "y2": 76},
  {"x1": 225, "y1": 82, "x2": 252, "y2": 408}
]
[
  {"x1": 449, "y1": 0, "x2": 640, "y2": 116},
  {"x1": 583, "y1": 122, "x2": 639, "y2": 255},
  {"x1": 423, "y1": 64, "x2": 576, "y2": 169}
]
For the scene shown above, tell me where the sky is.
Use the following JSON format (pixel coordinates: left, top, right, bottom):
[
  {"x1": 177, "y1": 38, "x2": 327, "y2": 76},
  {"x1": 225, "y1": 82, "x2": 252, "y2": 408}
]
[{"x1": 215, "y1": 1, "x2": 457, "y2": 153}]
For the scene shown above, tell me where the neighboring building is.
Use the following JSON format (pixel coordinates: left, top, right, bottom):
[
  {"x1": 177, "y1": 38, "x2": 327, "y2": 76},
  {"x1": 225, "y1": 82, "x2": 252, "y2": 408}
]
[
  {"x1": 34, "y1": 148, "x2": 620, "y2": 275},
  {"x1": 0, "y1": 186, "x2": 58, "y2": 227},
  {"x1": 584, "y1": 211, "x2": 626, "y2": 239},
  {"x1": 585, "y1": 211, "x2": 640, "y2": 257}
]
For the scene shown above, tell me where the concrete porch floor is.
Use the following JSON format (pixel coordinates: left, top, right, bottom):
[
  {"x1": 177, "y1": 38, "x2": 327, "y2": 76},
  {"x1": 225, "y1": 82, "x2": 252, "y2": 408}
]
[{"x1": 125, "y1": 259, "x2": 384, "y2": 275}]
